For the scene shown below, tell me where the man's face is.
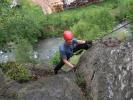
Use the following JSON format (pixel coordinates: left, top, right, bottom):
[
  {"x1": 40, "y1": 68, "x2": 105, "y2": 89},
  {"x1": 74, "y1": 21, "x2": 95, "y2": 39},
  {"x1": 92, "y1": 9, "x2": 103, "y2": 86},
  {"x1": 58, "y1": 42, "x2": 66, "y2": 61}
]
[{"x1": 66, "y1": 39, "x2": 72, "y2": 45}]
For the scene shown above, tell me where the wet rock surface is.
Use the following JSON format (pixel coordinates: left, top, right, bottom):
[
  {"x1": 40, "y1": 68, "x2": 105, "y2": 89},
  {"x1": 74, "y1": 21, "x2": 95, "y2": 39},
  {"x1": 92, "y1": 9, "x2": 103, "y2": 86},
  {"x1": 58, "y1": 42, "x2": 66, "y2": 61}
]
[{"x1": 77, "y1": 39, "x2": 133, "y2": 100}]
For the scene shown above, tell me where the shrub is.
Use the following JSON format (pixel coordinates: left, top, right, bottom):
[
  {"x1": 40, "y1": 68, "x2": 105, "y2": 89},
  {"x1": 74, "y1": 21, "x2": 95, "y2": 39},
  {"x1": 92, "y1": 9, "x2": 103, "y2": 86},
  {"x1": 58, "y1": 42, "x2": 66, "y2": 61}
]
[
  {"x1": 15, "y1": 39, "x2": 34, "y2": 64},
  {"x1": 119, "y1": 0, "x2": 133, "y2": 35},
  {"x1": 71, "y1": 8, "x2": 114, "y2": 40},
  {"x1": 50, "y1": 51, "x2": 60, "y2": 65},
  {"x1": 71, "y1": 20, "x2": 101, "y2": 40},
  {"x1": 0, "y1": 0, "x2": 44, "y2": 47},
  {"x1": 0, "y1": 61, "x2": 31, "y2": 81},
  {"x1": 119, "y1": 0, "x2": 133, "y2": 20},
  {"x1": 84, "y1": 8, "x2": 114, "y2": 31}
]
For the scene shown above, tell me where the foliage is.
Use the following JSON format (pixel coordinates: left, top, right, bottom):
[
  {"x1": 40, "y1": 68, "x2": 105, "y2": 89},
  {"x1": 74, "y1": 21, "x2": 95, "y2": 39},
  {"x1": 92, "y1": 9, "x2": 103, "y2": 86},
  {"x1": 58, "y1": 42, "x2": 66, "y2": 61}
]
[
  {"x1": 1, "y1": 0, "x2": 132, "y2": 48},
  {"x1": 15, "y1": 39, "x2": 34, "y2": 64},
  {"x1": 1, "y1": 0, "x2": 129, "y2": 48},
  {"x1": 119, "y1": 0, "x2": 133, "y2": 20},
  {"x1": 71, "y1": 8, "x2": 114, "y2": 40},
  {"x1": 50, "y1": 51, "x2": 60, "y2": 65},
  {"x1": 0, "y1": 0, "x2": 44, "y2": 48},
  {"x1": 118, "y1": 0, "x2": 133, "y2": 35},
  {"x1": 0, "y1": 61, "x2": 31, "y2": 81}
]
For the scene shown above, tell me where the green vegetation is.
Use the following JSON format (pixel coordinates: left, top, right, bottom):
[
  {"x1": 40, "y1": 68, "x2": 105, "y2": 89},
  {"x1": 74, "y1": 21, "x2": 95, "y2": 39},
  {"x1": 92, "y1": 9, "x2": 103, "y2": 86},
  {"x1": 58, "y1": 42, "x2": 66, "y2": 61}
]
[
  {"x1": 71, "y1": 7, "x2": 114, "y2": 40},
  {"x1": 118, "y1": 0, "x2": 133, "y2": 34},
  {"x1": 0, "y1": 0, "x2": 44, "y2": 48},
  {"x1": 1, "y1": 0, "x2": 132, "y2": 49},
  {"x1": 15, "y1": 39, "x2": 34, "y2": 64},
  {"x1": 0, "y1": 61, "x2": 31, "y2": 82},
  {"x1": 1, "y1": 0, "x2": 133, "y2": 45},
  {"x1": 119, "y1": 0, "x2": 133, "y2": 20},
  {"x1": 0, "y1": 0, "x2": 133, "y2": 82},
  {"x1": 50, "y1": 51, "x2": 60, "y2": 65}
]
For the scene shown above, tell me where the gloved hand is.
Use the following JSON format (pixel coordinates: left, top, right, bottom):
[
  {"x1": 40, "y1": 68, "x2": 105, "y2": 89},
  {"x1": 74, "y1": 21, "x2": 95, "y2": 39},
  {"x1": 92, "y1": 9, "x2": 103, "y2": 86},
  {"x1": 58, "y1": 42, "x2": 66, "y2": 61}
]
[{"x1": 85, "y1": 40, "x2": 92, "y2": 45}]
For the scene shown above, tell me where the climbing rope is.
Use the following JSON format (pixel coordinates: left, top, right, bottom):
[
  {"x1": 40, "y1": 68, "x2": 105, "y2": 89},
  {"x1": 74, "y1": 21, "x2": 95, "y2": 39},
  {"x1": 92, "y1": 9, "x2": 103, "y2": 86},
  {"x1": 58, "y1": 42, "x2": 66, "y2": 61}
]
[{"x1": 95, "y1": 20, "x2": 133, "y2": 42}]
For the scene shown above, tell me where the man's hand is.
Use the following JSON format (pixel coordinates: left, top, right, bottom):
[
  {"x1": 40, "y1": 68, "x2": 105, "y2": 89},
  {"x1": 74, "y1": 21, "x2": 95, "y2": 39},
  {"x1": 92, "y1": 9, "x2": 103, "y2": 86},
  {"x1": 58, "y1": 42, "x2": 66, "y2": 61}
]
[
  {"x1": 63, "y1": 59, "x2": 75, "y2": 68},
  {"x1": 62, "y1": 59, "x2": 77, "y2": 72}
]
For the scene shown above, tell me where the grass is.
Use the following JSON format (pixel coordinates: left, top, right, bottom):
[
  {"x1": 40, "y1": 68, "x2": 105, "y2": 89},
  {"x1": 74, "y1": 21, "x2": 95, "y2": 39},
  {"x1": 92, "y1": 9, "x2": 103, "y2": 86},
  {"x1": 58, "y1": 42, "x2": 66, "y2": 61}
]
[{"x1": 45, "y1": 1, "x2": 116, "y2": 39}]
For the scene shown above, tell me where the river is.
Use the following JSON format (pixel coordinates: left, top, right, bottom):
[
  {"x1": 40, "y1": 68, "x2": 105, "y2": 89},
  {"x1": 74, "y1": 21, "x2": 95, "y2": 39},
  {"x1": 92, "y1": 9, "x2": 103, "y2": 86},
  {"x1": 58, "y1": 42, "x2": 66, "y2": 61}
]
[{"x1": 0, "y1": 37, "x2": 63, "y2": 63}]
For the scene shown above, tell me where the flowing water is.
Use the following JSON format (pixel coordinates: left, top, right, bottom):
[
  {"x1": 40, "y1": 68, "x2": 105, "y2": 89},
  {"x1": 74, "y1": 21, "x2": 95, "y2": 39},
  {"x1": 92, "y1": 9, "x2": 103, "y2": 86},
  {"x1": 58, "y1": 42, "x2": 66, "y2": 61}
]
[
  {"x1": 35, "y1": 37, "x2": 63, "y2": 60},
  {"x1": 0, "y1": 37, "x2": 63, "y2": 63}
]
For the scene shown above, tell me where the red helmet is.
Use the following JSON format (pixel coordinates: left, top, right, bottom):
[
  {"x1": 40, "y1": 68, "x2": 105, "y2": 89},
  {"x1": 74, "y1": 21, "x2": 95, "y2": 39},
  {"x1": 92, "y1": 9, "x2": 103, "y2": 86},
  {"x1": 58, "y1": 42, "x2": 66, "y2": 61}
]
[{"x1": 63, "y1": 31, "x2": 74, "y2": 40}]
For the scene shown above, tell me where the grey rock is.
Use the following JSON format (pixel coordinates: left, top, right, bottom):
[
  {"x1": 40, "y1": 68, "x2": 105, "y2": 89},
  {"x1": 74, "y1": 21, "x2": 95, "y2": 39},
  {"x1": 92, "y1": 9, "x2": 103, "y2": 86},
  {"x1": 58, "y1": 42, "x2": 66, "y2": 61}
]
[
  {"x1": 0, "y1": 68, "x2": 23, "y2": 100},
  {"x1": 0, "y1": 66, "x2": 84, "y2": 100},
  {"x1": 18, "y1": 73, "x2": 84, "y2": 100},
  {"x1": 77, "y1": 40, "x2": 133, "y2": 100},
  {"x1": 0, "y1": 69, "x2": 5, "y2": 87}
]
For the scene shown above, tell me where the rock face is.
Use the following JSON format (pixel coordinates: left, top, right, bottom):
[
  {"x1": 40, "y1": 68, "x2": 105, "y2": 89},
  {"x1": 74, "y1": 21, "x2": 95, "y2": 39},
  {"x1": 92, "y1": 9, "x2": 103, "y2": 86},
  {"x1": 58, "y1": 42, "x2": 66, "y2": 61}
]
[
  {"x1": 0, "y1": 69, "x2": 23, "y2": 100},
  {"x1": 0, "y1": 69, "x2": 4, "y2": 84},
  {"x1": 18, "y1": 73, "x2": 84, "y2": 100},
  {"x1": 77, "y1": 39, "x2": 133, "y2": 100},
  {"x1": 0, "y1": 61, "x2": 84, "y2": 100},
  {"x1": 0, "y1": 67, "x2": 84, "y2": 100}
]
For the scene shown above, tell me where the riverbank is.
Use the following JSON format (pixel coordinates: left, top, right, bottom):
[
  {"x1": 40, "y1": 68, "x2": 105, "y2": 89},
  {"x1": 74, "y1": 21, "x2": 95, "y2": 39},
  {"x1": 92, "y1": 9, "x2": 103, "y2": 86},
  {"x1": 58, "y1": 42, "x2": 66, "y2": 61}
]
[{"x1": 1, "y1": 0, "x2": 132, "y2": 64}]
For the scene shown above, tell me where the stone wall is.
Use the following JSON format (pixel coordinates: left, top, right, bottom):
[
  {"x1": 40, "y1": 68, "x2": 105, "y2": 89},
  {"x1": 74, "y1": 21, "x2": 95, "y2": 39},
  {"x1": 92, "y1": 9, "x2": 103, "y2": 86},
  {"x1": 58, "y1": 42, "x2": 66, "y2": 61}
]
[
  {"x1": 32, "y1": 0, "x2": 102, "y2": 14},
  {"x1": 32, "y1": 0, "x2": 63, "y2": 14}
]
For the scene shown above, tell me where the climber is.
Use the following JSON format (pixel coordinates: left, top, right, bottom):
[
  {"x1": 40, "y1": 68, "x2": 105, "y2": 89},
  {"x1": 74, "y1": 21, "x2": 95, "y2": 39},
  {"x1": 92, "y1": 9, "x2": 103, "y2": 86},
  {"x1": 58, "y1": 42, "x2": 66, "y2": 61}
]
[{"x1": 54, "y1": 30, "x2": 93, "y2": 74}]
